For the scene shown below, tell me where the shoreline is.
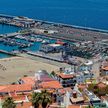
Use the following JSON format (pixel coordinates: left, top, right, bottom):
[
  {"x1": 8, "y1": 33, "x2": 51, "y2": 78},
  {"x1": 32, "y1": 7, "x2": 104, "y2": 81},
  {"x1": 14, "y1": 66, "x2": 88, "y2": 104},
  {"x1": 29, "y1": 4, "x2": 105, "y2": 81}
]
[
  {"x1": 35, "y1": 19, "x2": 108, "y2": 33},
  {"x1": 0, "y1": 13, "x2": 108, "y2": 34}
]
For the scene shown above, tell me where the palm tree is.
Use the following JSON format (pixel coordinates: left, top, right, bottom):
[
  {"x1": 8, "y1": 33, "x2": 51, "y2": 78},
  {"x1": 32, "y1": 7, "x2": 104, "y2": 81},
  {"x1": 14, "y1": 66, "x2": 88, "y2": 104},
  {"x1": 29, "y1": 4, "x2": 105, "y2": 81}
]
[
  {"x1": 31, "y1": 90, "x2": 52, "y2": 108},
  {"x1": 31, "y1": 92, "x2": 41, "y2": 108},
  {"x1": 41, "y1": 90, "x2": 52, "y2": 108},
  {"x1": 2, "y1": 97, "x2": 16, "y2": 108}
]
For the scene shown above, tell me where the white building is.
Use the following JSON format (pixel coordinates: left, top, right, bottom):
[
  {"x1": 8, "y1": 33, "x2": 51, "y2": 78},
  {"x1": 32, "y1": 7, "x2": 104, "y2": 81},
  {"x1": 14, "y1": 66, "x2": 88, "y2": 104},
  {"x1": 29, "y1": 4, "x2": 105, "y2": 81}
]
[
  {"x1": 53, "y1": 67, "x2": 94, "y2": 85},
  {"x1": 80, "y1": 60, "x2": 93, "y2": 71},
  {"x1": 76, "y1": 71, "x2": 94, "y2": 84},
  {"x1": 40, "y1": 44, "x2": 64, "y2": 53}
]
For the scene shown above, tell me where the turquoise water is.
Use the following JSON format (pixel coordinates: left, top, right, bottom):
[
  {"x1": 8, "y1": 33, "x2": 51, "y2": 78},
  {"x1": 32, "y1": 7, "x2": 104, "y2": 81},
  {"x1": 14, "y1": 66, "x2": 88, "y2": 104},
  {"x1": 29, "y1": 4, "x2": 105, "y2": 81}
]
[
  {"x1": 0, "y1": 24, "x2": 20, "y2": 34},
  {"x1": 0, "y1": 52, "x2": 11, "y2": 58},
  {"x1": 18, "y1": 36, "x2": 56, "y2": 52},
  {"x1": 0, "y1": 0, "x2": 108, "y2": 30},
  {"x1": 0, "y1": 43, "x2": 17, "y2": 58},
  {"x1": 0, "y1": 24, "x2": 20, "y2": 58},
  {"x1": 0, "y1": 43, "x2": 18, "y2": 52}
]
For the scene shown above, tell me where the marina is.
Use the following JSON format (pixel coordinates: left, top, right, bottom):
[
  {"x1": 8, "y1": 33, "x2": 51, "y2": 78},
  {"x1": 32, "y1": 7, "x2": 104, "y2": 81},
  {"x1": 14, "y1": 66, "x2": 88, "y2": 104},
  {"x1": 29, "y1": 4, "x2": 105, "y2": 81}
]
[{"x1": 0, "y1": 14, "x2": 108, "y2": 60}]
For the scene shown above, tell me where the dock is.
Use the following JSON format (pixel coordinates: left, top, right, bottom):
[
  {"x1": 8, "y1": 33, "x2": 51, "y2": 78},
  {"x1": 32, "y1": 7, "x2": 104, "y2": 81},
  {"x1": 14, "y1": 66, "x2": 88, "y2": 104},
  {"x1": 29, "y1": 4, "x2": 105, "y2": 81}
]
[
  {"x1": 0, "y1": 14, "x2": 15, "y2": 19},
  {"x1": 0, "y1": 32, "x2": 20, "y2": 38},
  {"x1": 26, "y1": 51, "x2": 64, "y2": 62},
  {"x1": 0, "y1": 50, "x2": 16, "y2": 56}
]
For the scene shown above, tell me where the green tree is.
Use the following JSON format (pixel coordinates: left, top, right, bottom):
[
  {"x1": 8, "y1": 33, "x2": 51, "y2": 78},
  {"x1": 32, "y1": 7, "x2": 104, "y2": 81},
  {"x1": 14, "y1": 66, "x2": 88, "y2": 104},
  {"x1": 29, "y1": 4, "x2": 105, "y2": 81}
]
[
  {"x1": 31, "y1": 92, "x2": 41, "y2": 108},
  {"x1": 2, "y1": 97, "x2": 16, "y2": 108},
  {"x1": 106, "y1": 85, "x2": 108, "y2": 94},
  {"x1": 31, "y1": 90, "x2": 52, "y2": 108},
  {"x1": 41, "y1": 90, "x2": 52, "y2": 108},
  {"x1": 88, "y1": 84, "x2": 96, "y2": 91},
  {"x1": 50, "y1": 71, "x2": 55, "y2": 77}
]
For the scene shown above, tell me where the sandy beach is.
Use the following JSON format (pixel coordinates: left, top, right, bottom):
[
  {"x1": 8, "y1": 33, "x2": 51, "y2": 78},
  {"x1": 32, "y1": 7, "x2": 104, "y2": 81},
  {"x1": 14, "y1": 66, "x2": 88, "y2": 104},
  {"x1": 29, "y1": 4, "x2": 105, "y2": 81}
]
[{"x1": 0, "y1": 56, "x2": 59, "y2": 85}]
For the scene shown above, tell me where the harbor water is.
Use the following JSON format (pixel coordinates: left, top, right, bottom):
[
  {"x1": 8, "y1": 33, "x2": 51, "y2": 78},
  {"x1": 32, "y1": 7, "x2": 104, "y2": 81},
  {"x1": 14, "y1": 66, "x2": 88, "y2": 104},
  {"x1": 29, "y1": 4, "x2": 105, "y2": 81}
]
[
  {"x1": 0, "y1": 52, "x2": 11, "y2": 58},
  {"x1": 0, "y1": 24, "x2": 20, "y2": 58},
  {"x1": 0, "y1": 24, "x2": 57, "y2": 58},
  {"x1": 0, "y1": 24, "x2": 20, "y2": 34}
]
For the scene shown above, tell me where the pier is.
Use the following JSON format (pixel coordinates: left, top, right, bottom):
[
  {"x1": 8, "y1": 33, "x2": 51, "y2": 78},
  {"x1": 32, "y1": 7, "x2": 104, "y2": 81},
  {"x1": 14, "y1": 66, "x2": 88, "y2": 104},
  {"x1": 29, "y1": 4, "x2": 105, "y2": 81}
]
[
  {"x1": 0, "y1": 14, "x2": 15, "y2": 19},
  {"x1": 0, "y1": 32, "x2": 20, "y2": 38},
  {"x1": 27, "y1": 51, "x2": 64, "y2": 62},
  {"x1": 0, "y1": 50, "x2": 16, "y2": 56}
]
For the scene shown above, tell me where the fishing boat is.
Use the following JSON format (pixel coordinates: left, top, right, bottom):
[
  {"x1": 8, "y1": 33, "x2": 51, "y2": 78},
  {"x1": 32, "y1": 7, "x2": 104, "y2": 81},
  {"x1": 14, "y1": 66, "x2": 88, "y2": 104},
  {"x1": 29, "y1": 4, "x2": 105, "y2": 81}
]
[
  {"x1": 42, "y1": 39, "x2": 50, "y2": 44},
  {"x1": 56, "y1": 39, "x2": 65, "y2": 45},
  {"x1": 28, "y1": 37, "x2": 37, "y2": 42},
  {"x1": 36, "y1": 38, "x2": 43, "y2": 42}
]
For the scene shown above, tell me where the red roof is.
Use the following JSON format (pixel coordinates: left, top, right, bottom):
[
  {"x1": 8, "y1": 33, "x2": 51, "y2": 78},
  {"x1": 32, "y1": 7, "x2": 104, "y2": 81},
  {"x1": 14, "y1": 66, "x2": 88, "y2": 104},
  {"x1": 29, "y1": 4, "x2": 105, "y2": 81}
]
[
  {"x1": 58, "y1": 87, "x2": 72, "y2": 94},
  {"x1": 57, "y1": 73, "x2": 75, "y2": 79},
  {"x1": 0, "y1": 84, "x2": 32, "y2": 93},
  {"x1": 68, "y1": 105, "x2": 81, "y2": 108},
  {"x1": 40, "y1": 81, "x2": 63, "y2": 89},
  {"x1": 101, "y1": 66, "x2": 108, "y2": 71},
  {"x1": 40, "y1": 75, "x2": 55, "y2": 82},
  {"x1": 16, "y1": 102, "x2": 32, "y2": 108},
  {"x1": 21, "y1": 77, "x2": 35, "y2": 85}
]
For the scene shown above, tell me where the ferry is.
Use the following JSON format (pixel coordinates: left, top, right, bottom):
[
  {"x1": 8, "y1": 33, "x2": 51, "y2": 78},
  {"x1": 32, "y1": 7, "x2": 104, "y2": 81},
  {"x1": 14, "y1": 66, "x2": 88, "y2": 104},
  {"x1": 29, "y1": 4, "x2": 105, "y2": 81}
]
[{"x1": 16, "y1": 35, "x2": 26, "y2": 40}]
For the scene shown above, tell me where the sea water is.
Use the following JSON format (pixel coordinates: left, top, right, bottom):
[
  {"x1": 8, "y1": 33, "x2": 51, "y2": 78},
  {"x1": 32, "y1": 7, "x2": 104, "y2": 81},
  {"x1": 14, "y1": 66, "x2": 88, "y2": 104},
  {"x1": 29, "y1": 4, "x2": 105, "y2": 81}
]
[{"x1": 0, "y1": 0, "x2": 108, "y2": 30}]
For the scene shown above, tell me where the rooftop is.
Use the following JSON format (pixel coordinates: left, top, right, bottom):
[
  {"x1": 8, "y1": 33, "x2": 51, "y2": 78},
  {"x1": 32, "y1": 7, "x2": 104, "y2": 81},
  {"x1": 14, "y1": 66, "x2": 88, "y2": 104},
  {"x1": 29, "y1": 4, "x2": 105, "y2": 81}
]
[
  {"x1": 77, "y1": 84, "x2": 87, "y2": 90},
  {"x1": 16, "y1": 102, "x2": 32, "y2": 108},
  {"x1": 68, "y1": 105, "x2": 81, "y2": 108},
  {"x1": 70, "y1": 97, "x2": 84, "y2": 103},
  {"x1": 21, "y1": 77, "x2": 35, "y2": 85},
  {"x1": 0, "y1": 84, "x2": 32, "y2": 93},
  {"x1": 101, "y1": 66, "x2": 108, "y2": 71},
  {"x1": 101, "y1": 60, "x2": 108, "y2": 71},
  {"x1": 58, "y1": 87, "x2": 72, "y2": 94},
  {"x1": 40, "y1": 81, "x2": 63, "y2": 89},
  {"x1": 101, "y1": 95, "x2": 108, "y2": 101},
  {"x1": 40, "y1": 75, "x2": 55, "y2": 82},
  {"x1": 84, "y1": 60, "x2": 93, "y2": 66},
  {"x1": 57, "y1": 73, "x2": 75, "y2": 79}
]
